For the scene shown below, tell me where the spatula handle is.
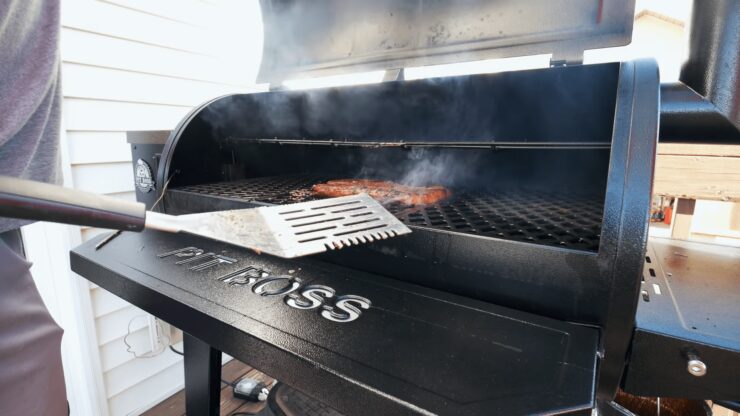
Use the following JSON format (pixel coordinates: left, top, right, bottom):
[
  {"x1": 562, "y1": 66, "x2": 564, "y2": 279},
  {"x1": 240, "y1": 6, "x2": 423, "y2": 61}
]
[{"x1": 0, "y1": 176, "x2": 146, "y2": 231}]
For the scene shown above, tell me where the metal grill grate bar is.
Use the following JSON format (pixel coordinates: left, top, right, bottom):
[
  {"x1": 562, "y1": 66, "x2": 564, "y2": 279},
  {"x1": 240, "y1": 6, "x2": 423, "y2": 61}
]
[{"x1": 175, "y1": 175, "x2": 603, "y2": 251}]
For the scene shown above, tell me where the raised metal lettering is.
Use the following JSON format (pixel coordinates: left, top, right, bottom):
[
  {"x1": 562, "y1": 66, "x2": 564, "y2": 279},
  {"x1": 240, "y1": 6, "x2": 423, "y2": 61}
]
[
  {"x1": 175, "y1": 252, "x2": 214, "y2": 265},
  {"x1": 158, "y1": 247, "x2": 203, "y2": 258},
  {"x1": 190, "y1": 255, "x2": 237, "y2": 271},
  {"x1": 286, "y1": 285, "x2": 335, "y2": 310},
  {"x1": 218, "y1": 267, "x2": 268, "y2": 287},
  {"x1": 320, "y1": 295, "x2": 371, "y2": 323},
  {"x1": 252, "y1": 275, "x2": 301, "y2": 297}
]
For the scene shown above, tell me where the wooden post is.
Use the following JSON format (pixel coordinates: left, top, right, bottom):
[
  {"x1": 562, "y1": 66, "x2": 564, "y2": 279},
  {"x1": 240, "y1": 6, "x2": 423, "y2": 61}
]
[{"x1": 671, "y1": 198, "x2": 696, "y2": 240}]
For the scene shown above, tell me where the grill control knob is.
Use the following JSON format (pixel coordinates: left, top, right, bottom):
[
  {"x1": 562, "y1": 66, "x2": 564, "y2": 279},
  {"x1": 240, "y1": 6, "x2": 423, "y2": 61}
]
[{"x1": 686, "y1": 352, "x2": 707, "y2": 377}]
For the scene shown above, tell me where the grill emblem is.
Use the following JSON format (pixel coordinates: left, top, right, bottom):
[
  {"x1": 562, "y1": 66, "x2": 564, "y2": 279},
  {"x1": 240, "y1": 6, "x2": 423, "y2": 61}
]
[
  {"x1": 134, "y1": 159, "x2": 155, "y2": 193},
  {"x1": 159, "y1": 248, "x2": 371, "y2": 323}
]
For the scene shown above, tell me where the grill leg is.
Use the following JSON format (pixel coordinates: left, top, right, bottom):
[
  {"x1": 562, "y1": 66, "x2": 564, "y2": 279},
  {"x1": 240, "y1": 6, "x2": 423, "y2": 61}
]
[{"x1": 184, "y1": 333, "x2": 222, "y2": 416}]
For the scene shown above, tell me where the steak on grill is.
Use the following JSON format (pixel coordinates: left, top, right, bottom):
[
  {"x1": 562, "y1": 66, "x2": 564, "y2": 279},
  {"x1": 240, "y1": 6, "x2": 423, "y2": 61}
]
[{"x1": 312, "y1": 179, "x2": 450, "y2": 205}]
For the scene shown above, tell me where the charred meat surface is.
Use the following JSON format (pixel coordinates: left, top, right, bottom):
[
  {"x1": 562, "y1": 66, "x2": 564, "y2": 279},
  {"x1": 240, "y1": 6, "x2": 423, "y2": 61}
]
[{"x1": 312, "y1": 179, "x2": 451, "y2": 206}]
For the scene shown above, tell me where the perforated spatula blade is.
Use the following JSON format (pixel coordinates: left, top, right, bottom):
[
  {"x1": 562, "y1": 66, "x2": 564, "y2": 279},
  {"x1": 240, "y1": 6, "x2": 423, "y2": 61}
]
[
  {"x1": 146, "y1": 193, "x2": 412, "y2": 258},
  {"x1": 0, "y1": 177, "x2": 410, "y2": 258}
]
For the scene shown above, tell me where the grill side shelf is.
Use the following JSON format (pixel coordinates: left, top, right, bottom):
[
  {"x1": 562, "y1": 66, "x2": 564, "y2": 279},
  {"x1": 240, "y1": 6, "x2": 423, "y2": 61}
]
[
  {"x1": 71, "y1": 230, "x2": 599, "y2": 416},
  {"x1": 624, "y1": 238, "x2": 740, "y2": 399}
]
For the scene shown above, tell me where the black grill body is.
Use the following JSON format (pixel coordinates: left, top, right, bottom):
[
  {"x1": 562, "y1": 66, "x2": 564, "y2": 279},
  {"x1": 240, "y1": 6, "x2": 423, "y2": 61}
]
[
  {"x1": 70, "y1": 59, "x2": 662, "y2": 415},
  {"x1": 72, "y1": 230, "x2": 600, "y2": 416},
  {"x1": 149, "y1": 60, "x2": 659, "y2": 399}
]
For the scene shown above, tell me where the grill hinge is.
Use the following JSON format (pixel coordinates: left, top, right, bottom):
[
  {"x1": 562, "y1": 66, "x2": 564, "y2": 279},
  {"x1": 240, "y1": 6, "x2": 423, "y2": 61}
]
[
  {"x1": 550, "y1": 50, "x2": 584, "y2": 67},
  {"x1": 383, "y1": 68, "x2": 405, "y2": 82}
]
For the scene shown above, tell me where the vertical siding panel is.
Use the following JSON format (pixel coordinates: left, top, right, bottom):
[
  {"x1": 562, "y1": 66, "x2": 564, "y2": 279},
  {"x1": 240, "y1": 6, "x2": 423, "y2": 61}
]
[
  {"x1": 67, "y1": 131, "x2": 132, "y2": 165},
  {"x1": 59, "y1": 0, "x2": 262, "y2": 414}
]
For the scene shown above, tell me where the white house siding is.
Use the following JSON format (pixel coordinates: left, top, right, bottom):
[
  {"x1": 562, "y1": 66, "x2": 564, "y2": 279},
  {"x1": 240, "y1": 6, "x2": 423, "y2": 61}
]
[{"x1": 39, "y1": 0, "x2": 264, "y2": 414}]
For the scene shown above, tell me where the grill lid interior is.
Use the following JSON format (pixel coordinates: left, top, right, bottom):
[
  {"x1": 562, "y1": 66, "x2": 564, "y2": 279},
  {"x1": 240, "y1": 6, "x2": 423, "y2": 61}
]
[{"x1": 258, "y1": 0, "x2": 635, "y2": 83}]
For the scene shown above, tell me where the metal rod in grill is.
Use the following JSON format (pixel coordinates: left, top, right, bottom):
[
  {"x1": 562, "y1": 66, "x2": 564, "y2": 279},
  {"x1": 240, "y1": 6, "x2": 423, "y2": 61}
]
[{"x1": 227, "y1": 137, "x2": 612, "y2": 150}]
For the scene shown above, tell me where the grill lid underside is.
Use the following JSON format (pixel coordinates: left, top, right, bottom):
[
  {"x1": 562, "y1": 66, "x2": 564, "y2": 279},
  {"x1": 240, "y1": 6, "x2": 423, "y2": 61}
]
[{"x1": 258, "y1": 0, "x2": 635, "y2": 83}]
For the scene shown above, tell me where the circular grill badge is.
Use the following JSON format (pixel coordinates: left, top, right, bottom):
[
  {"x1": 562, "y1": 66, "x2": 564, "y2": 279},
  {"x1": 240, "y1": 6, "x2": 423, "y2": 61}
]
[{"x1": 134, "y1": 159, "x2": 155, "y2": 193}]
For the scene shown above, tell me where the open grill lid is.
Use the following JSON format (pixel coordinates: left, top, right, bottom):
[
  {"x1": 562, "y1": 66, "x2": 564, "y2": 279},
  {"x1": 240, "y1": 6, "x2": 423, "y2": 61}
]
[{"x1": 257, "y1": 0, "x2": 636, "y2": 83}]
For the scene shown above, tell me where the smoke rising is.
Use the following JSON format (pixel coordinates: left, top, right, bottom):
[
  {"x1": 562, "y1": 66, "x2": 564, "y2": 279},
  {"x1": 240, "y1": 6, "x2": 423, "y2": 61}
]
[
  {"x1": 399, "y1": 148, "x2": 470, "y2": 187},
  {"x1": 353, "y1": 147, "x2": 482, "y2": 188}
]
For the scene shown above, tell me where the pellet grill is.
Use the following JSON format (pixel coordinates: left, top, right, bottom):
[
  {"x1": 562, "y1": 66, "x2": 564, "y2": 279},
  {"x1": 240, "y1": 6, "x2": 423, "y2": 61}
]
[{"x1": 71, "y1": 1, "x2": 740, "y2": 415}]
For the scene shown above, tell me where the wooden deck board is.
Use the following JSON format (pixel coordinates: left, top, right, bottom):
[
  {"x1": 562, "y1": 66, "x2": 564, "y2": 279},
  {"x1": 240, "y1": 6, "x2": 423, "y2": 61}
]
[
  {"x1": 654, "y1": 143, "x2": 740, "y2": 202},
  {"x1": 143, "y1": 359, "x2": 273, "y2": 416}
]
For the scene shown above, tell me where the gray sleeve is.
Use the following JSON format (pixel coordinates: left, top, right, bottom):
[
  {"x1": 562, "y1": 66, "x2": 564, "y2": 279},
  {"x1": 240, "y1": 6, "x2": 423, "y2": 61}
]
[{"x1": 0, "y1": 0, "x2": 63, "y2": 232}]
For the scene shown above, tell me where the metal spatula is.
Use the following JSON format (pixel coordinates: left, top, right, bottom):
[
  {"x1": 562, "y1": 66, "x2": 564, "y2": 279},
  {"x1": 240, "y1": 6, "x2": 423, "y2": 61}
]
[{"x1": 0, "y1": 176, "x2": 411, "y2": 258}]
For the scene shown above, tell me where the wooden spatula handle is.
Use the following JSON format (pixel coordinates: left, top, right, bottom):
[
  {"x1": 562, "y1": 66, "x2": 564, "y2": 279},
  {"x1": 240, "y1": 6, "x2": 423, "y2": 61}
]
[{"x1": 0, "y1": 176, "x2": 146, "y2": 231}]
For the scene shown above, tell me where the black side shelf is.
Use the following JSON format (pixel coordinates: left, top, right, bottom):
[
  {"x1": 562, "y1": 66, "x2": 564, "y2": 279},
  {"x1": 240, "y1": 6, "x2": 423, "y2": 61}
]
[
  {"x1": 72, "y1": 230, "x2": 599, "y2": 416},
  {"x1": 624, "y1": 238, "x2": 740, "y2": 399}
]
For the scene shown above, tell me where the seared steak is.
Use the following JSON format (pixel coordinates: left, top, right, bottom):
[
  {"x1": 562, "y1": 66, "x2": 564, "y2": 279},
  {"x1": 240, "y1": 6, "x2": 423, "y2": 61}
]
[{"x1": 312, "y1": 179, "x2": 450, "y2": 205}]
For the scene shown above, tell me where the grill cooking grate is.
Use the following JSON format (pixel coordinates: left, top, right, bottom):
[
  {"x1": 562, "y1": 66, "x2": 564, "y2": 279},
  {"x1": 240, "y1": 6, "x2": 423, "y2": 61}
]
[{"x1": 175, "y1": 175, "x2": 603, "y2": 251}]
